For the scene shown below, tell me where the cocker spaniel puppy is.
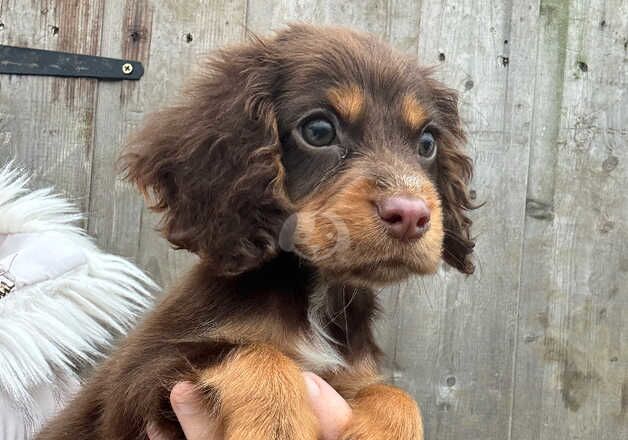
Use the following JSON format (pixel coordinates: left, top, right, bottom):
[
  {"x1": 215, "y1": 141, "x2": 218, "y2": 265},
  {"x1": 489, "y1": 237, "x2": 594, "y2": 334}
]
[{"x1": 38, "y1": 24, "x2": 474, "y2": 440}]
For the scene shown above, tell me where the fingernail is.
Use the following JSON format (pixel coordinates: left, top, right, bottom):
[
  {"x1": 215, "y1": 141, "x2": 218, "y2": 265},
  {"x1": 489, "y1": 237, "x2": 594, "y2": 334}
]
[
  {"x1": 145, "y1": 422, "x2": 163, "y2": 440},
  {"x1": 303, "y1": 372, "x2": 321, "y2": 398},
  {"x1": 170, "y1": 382, "x2": 202, "y2": 415}
]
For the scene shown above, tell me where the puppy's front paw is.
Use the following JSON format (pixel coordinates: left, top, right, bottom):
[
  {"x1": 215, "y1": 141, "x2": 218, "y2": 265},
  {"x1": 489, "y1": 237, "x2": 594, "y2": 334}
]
[{"x1": 340, "y1": 384, "x2": 423, "y2": 440}]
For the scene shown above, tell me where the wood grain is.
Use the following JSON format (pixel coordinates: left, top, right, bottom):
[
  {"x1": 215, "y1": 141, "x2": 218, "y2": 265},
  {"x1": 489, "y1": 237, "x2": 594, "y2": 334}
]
[
  {"x1": 511, "y1": 0, "x2": 628, "y2": 438},
  {"x1": 0, "y1": 0, "x2": 104, "y2": 223}
]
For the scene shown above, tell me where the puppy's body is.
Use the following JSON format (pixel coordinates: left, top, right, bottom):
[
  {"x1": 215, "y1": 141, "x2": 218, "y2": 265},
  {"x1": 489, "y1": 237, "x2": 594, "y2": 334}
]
[
  {"x1": 38, "y1": 256, "x2": 380, "y2": 439},
  {"x1": 39, "y1": 24, "x2": 475, "y2": 440}
]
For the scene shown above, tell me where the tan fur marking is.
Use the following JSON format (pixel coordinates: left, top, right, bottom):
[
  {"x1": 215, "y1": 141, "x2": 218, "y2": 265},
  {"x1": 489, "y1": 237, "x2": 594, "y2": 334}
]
[
  {"x1": 292, "y1": 160, "x2": 444, "y2": 285},
  {"x1": 341, "y1": 384, "x2": 424, "y2": 440},
  {"x1": 200, "y1": 344, "x2": 318, "y2": 440},
  {"x1": 210, "y1": 314, "x2": 293, "y2": 352},
  {"x1": 323, "y1": 358, "x2": 424, "y2": 440},
  {"x1": 402, "y1": 95, "x2": 428, "y2": 130},
  {"x1": 327, "y1": 84, "x2": 365, "y2": 122},
  {"x1": 323, "y1": 356, "x2": 381, "y2": 399}
]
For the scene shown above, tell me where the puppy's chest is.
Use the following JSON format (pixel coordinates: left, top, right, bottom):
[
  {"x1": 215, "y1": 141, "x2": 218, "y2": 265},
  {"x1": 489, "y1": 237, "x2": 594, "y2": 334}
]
[
  {"x1": 293, "y1": 322, "x2": 348, "y2": 374},
  {"x1": 289, "y1": 284, "x2": 354, "y2": 374}
]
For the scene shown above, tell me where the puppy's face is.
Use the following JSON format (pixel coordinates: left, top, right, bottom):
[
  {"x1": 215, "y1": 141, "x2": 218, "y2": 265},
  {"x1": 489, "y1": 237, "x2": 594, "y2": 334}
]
[
  {"x1": 121, "y1": 24, "x2": 474, "y2": 282},
  {"x1": 272, "y1": 28, "x2": 473, "y2": 285},
  {"x1": 277, "y1": 81, "x2": 445, "y2": 285}
]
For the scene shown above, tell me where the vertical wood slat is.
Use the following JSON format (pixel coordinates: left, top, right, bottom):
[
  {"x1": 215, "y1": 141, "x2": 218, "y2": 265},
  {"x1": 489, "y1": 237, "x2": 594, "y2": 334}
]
[
  {"x1": 245, "y1": 0, "x2": 389, "y2": 36},
  {"x1": 0, "y1": 0, "x2": 104, "y2": 222},
  {"x1": 512, "y1": 0, "x2": 628, "y2": 439}
]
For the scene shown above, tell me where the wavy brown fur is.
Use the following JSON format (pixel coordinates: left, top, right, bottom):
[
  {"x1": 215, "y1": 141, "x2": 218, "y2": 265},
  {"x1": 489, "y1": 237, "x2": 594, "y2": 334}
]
[{"x1": 120, "y1": 36, "x2": 290, "y2": 276}]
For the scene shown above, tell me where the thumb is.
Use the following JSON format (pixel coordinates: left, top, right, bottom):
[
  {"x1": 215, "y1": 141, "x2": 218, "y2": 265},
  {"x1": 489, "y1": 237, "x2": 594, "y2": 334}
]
[
  {"x1": 303, "y1": 372, "x2": 352, "y2": 440},
  {"x1": 168, "y1": 381, "x2": 223, "y2": 440}
]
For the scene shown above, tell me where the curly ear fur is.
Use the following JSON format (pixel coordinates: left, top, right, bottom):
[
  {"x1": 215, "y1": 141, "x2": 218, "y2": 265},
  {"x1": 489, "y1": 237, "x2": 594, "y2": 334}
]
[
  {"x1": 431, "y1": 82, "x2": 476, "y2": 274},
  {"x1": 119, "y1": 36, "x2": 290, "y2": 276}
]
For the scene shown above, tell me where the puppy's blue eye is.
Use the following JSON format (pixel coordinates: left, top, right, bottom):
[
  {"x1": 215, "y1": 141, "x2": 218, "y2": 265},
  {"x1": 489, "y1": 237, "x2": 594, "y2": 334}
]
[
  {"x1": 417, "y1": 131, "x2": 437, "y2": 159},
  {"x1": 302, "y1": 118, "x2": 336, "y2": 146}
]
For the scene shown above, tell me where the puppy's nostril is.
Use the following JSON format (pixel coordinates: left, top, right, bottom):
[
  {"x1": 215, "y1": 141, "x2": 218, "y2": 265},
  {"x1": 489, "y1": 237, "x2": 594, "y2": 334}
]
[
  {"x1": 417, "y1": 214, "x2": 430, "y2": 228},
  {"x1": 377, "y1": 196, "x2": 431, "y2": 241},
  {"x1": 382, "y1": 213, "x2": 403, "y2": 224}
]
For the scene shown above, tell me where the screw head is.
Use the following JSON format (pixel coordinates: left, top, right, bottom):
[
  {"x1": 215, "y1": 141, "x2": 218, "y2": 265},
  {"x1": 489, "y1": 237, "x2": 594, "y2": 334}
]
[{"x1": 122, "y1": 63, "x2": 134, "y2": 75}]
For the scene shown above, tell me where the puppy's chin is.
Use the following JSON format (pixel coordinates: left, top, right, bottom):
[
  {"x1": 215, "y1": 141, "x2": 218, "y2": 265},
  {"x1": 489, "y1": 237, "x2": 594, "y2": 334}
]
[
  {"x1": 321, "y1": 264, "x2": 412, "y2": 288},
  {"x1": 281, "y1": 234, "x2": 441, "y2": 287},
  {"x1": 316, "y1": 256, "x2": 441, "y2": 288}
]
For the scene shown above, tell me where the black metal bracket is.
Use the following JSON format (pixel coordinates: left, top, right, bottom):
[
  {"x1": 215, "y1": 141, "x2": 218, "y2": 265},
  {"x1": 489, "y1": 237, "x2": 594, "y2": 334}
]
[{"x1": 0, "y1": 45, "x2": 144, "y2": 80}]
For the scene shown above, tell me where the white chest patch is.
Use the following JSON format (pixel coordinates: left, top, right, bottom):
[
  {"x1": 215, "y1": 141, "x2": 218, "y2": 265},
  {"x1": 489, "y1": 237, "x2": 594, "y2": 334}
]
[
  {"x1": 295, "y1": 327, "x2": 347, "y2": 374},
  {"x1": 294, "y1": 284, "x2": 348, "y2": 374}
]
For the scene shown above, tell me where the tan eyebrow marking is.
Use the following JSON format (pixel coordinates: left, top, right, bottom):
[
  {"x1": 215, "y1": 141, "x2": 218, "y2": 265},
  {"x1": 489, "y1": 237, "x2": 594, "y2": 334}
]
[
  {"x1": 326, "y1": 84, "x2": 365, "y2": 123},
  {"x1": 402, "y1": 95, "x2": 428, "y2": 130}
]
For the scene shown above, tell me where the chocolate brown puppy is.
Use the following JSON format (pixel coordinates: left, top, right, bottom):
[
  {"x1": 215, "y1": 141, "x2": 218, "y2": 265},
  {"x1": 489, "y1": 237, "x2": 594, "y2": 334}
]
[{"x1": 38, "y1": 24, "x2": 475, "y2": 440}]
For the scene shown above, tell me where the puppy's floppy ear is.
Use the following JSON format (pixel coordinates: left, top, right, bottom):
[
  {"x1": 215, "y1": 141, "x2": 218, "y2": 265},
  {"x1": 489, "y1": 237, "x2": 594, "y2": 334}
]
[
  {"x1": 430, "y1": 82, "x2": 476, "y2": 274},
  {"x1": 119, "y1": 36, "x2": 289, "y2": 276}
]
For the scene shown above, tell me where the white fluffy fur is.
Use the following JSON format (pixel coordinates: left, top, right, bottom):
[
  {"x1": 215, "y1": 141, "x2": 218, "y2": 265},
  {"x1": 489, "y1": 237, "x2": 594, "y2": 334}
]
[{"x1": 0, "y1": 163, "x2": 158, "y2": 438}]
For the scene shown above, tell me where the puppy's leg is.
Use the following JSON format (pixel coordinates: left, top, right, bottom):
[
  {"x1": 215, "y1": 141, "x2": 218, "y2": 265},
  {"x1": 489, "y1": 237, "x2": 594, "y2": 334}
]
[
  {"x1": 341, "y1": 384, "x2": 423, "y2": 440},
  {"x1": 327, "y1": 364, "x2": 423, "y2": 440},
  {"x1": 200, "y1": 344, "x2": 318, "y2": 440}
]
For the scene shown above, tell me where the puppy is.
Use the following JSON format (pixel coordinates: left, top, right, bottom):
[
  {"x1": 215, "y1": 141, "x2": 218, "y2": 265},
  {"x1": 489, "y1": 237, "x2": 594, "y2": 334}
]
[{"x1": 37, "y1": 24, "x2": 475, "y2": 440}]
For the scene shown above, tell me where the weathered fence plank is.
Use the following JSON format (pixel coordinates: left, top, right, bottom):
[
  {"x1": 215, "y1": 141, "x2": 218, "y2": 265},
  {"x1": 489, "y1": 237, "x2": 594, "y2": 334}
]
[
  {"x1": 512, "y1": 0, "x2": 628, "y2": 438},
  {"x1": 246, "y1": 0, "x2": 388, "y2": 36},
  {"x1": 0, "y1": 0, "x2": 104, "y2": 220}
]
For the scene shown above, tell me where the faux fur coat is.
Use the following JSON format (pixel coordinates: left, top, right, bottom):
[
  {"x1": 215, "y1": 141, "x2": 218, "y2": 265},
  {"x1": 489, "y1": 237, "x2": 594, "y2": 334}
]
[{"x1": 0, "y1": 163, "x2": 157, "y2": 439}]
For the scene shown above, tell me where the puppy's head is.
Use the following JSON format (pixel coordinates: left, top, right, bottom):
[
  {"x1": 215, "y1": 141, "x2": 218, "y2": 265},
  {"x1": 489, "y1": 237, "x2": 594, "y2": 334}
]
[{"x1": 121, "y1": 24, "x2": 475, "y2": 283}]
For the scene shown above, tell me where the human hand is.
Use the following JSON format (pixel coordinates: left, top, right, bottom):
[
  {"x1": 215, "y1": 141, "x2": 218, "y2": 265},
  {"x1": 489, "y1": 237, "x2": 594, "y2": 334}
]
[{"x1": 147, "y1": 372, "x2": 352, "y2": 440}]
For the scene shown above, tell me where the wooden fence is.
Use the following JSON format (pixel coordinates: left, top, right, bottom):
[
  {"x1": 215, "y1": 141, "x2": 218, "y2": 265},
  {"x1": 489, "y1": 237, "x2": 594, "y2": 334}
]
[{"x1": 1, "y1": 0, "x2": 626, "y2": 438}]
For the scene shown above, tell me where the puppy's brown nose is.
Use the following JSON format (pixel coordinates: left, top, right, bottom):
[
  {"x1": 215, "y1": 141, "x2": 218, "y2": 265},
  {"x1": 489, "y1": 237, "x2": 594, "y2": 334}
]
[{"x1": 377, "y1": 196, "x2": 431, "y2": 241}]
